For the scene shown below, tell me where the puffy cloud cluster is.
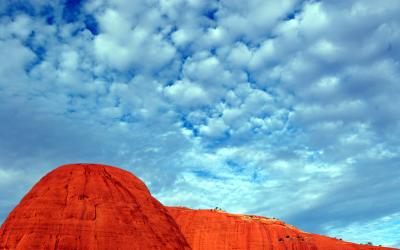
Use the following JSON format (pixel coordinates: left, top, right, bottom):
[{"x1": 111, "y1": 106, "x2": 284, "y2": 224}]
[{"x1": 0, "y1": 0, "x2": 399, "y2": 247}]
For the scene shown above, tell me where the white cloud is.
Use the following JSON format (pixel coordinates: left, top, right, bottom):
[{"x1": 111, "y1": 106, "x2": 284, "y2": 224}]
[
  {"x1": 226, "y1": 42, "x2": 252, "y2": 68},
  {"x1": 249, "y1": 39, "x2": 276, "y2": 70},
  {"x1": 94, "y1": 8, "x2": 176, "y2": 72},
  {"x1": 199, "y1": 117, "x2": 229, "y2": 138},
  {"x1": 310, "y1": 39, "x2": 340, "y2": 62},
  {"x1": 326, "y1": 212, "x2": 400, "y2": 247},
  {"x1": 298, "y1": 1, "x2": 329, "y2": 38},
  {"x1": 1, "y1": 0, "x2": 400, "y2": 247},
  {"x1": 0, "y1": 14, "x2": 33, "y2": 40},
  {"x1": 217, "y1": 0, "x2": 298, "y2": 41},
  {"x1": 171, "y1": 28, "x2": 199, "y2": 48},
  {"x1": 0, "y1": 39, "x2": 35, "y2": 90},
  {"x1": 183, "y1": 55, "x2": 234, "y2": 87},
  {"x1": 164, "y1": 80, "x2": 210, "y2": 108}
]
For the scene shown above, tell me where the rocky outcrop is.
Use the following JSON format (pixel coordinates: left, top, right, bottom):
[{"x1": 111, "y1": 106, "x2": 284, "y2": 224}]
[
  {"x1": 167, "y1": 206, "x2": 397, "y2": 250},
  {"x1": 0, "y1": 163, "x2": 396, "y2": 250},
  {"x1": 0, "y1": 164, "x2": 190, "y2": 250}
]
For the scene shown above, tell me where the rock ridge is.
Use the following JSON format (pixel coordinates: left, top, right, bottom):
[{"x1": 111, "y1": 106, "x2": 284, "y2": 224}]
[{"x1": 167, "y1": 206, "x2": 397, "y2": 250}]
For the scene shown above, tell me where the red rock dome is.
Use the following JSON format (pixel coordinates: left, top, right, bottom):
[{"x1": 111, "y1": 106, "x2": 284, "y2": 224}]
[
  {"x1": 167, "y1": 206, "x2": 397, "y2": 250},
  {"x1": 0, "y1": 164, "x2": 190, "y2": 250}
]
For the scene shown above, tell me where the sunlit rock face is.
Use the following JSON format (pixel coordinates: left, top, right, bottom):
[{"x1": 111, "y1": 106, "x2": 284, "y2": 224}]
[
  {"x1": 167, "y1": 207, "x2": 397, "y2": 250},
  {"x1": 0, "y1": 164, "x2": 190, "y2": 250},
  {"x1": 0, "y1": 163, "x2": 397, "y2": 250}
]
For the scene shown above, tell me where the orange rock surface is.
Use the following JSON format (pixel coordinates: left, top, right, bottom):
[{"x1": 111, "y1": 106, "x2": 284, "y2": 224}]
[
  {"x1": 0, "y1": 164, "x2": 190, "y2": 250},
  {"x1": 167, "y1": 206, "x2": 397, "y2": 250},
  {"x1": 1, "y1": 163, "x2": 397, "y2": 250}
]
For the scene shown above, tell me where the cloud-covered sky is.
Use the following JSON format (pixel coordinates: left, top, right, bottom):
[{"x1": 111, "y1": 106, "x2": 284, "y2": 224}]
[{"x1": 1, "y1": 0, "x2": 399, "y2": 247}]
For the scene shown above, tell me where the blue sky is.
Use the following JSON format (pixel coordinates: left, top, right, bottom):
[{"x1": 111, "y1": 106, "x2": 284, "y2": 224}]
[{"x1": 0, "y1": 0, "x2": 399, "y2": 247}]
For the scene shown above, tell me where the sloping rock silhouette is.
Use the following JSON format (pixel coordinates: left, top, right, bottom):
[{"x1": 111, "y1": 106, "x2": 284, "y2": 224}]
[
  {"x1": 167, "y1": 206, "x2": 397, "y2": 250},
  {"x1": 1, "y1": 164, "x2": 397, "y2": 250},
  {"x1": 0, "y1": 164, "x2": 190, "y2": 250}
]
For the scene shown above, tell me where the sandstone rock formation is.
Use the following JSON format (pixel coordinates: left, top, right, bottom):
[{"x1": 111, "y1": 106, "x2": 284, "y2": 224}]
[
  {"x1": 167, "y1": 206, "x2": 397, "y2": 250},
  {"x1": 1, "y1": 163, "x2": 397, "y2": 250},
  {"x1": 0, "y1": 164, "x2": 190, "y2": 250}
]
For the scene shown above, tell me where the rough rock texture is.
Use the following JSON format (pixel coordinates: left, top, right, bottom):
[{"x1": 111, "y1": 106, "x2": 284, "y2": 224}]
[
  {"x1": 167, "y1": 207, "x2": 397, "y2": 250},
  {"x1": 0, "y1": 164, "x2": 190, "y2": 250},
  {"x1": 1, "y1": 163, "x2": 397, "y2": 250}
]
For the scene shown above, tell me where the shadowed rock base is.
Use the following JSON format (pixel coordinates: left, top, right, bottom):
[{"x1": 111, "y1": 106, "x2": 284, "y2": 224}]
[
  {"x1": 167, "y1": 206, "x2": 398, "y2": 250},
  {"x1": 0, "y1": 164, "x2": 190, "y2": 250}
]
